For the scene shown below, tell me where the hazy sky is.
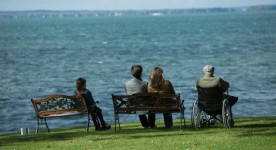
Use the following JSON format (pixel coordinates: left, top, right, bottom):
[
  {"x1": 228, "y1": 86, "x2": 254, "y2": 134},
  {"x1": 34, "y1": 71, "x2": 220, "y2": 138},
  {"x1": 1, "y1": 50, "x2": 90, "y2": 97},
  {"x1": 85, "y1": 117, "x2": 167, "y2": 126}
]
[{"x1": 0, "y1": 0, "x2": 276, "y2": 11}]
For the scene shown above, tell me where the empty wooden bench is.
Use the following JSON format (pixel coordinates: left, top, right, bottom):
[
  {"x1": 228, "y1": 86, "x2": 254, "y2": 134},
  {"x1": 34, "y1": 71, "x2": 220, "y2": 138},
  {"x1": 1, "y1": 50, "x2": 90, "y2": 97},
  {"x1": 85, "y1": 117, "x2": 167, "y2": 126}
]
[
  {"x1": 112, "y1": 93, "x2": 186, "y2": 130},
  {"x1": 31, "y1": 94, "x2": 93, "y2": 133}
]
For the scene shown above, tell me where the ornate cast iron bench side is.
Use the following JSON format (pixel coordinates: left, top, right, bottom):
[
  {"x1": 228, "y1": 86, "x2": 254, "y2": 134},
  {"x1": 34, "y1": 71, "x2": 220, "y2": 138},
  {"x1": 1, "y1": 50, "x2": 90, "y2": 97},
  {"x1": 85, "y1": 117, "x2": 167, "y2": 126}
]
[
  {"x1": 111, "y1": 93, "x2": 186, "y2": 131},
  {"x1": 31, "y1": 94, "x2": 91, "y2": 133}
]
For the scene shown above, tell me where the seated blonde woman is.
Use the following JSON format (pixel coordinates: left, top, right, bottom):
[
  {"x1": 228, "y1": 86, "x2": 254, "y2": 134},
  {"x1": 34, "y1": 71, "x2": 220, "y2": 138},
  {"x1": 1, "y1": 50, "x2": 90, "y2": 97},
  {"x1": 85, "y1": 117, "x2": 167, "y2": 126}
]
[{"x1": 147, "y1": 67, "x2": 176, "y2": 128}]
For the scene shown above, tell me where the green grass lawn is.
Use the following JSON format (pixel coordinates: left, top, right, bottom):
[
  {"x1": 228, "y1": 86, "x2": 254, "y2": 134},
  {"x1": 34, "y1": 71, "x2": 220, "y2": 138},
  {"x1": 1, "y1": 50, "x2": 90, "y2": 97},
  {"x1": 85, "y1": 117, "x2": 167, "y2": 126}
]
[{"x1": 0, "y1": 116, "x2": 275, "y2": 150}]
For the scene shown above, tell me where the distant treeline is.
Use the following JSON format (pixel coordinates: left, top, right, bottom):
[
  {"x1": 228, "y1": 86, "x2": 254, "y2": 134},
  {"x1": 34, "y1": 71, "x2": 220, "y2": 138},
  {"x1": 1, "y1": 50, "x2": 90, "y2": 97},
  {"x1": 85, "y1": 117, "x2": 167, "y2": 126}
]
[{"x1": 0, "y1": 5, "x2": 275, "y2": 19}]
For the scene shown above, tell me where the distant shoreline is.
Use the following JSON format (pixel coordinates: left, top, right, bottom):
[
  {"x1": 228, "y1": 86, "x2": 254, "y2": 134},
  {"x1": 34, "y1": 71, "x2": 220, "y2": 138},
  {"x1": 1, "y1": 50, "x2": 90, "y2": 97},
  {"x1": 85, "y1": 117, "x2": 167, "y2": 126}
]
[{"x1": 0, "y1": 4, "x2": 275, "y2": 19}]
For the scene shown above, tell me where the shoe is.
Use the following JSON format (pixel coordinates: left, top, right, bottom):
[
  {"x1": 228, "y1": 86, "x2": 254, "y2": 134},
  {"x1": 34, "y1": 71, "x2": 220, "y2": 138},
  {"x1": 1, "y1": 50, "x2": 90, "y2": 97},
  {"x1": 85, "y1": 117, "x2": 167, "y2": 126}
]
[
  {"x1": 230, "y1": 119, "x2": 235, "y2": 127},
  {"x1": 102, "y1": 124, "x2": 111, "y2": 130},
  {"x1": 143, "y1": 126, "x2": 149, "y2": 129},
  {"x1": 209, "y1": 119, "x2": 216, "y2": 125},
  {"x1": 105, "y1": 125, "x2": 111, "y2": 130},
  {"x1": 165, "y1": 126, "x2": 172, "y2": 129},
  {"x1": 150, "y1": 125, "x2": 157, "y2": 129},
  {"x1": 95, "y1": 127, "x2": 101, "y2": 131}
]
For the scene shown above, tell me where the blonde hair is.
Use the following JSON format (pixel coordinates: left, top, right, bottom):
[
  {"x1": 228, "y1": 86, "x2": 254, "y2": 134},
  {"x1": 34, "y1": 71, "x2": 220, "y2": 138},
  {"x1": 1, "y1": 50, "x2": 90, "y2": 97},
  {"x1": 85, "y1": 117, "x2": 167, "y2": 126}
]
[{"x1": 149, "y1": 67, "x2": 164, "y2": 88}]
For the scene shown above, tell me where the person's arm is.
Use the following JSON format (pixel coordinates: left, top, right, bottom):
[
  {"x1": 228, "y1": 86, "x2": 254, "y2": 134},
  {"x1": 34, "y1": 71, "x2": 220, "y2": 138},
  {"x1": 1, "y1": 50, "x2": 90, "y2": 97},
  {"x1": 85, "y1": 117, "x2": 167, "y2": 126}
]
[
  {"x1": 147, "y1": 84, "x2": 154, "y2": 93},
  {"x1": 195, "y1": 79, "x2": 199, "y2": 91},
  {"x1": 145, "y1": 82, "x2": 148, "y2": 93},
  {"x1": 166, "y1": 80, "x2": 176, "y2": 94},
  {"x1": 124, "y1": 83, "x2": 128, "y2": 94}
]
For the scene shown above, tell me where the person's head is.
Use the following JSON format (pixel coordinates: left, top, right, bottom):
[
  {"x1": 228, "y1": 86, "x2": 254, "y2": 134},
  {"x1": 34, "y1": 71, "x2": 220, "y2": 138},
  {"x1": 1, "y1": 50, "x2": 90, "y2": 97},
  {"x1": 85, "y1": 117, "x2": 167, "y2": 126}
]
[
  {"x1": 149, "y1": 67, "x2": 164, "y2": 88},
  {"x1": 76, "y1": 77, "x2": 86, "y2": 92},
  {"x1": 131, "y1": 65, "x2": 143, "y2": 80},
  {"x1": 203, "y1": 65, "x2": 215, "y2": 76}
]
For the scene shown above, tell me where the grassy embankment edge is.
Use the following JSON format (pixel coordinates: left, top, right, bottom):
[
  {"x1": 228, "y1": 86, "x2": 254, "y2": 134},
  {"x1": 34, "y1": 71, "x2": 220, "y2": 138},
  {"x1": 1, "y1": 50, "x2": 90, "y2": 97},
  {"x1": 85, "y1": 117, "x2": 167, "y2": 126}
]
[{"x1": 0, "y1": 116, "x2": 275, "y2": 150}]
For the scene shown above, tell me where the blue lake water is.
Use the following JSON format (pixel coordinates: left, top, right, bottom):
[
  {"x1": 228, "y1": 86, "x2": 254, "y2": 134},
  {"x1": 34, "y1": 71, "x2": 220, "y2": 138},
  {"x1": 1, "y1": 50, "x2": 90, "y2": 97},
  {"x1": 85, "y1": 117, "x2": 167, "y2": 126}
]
[{"x1": 0, "y1": 12, "x2": 276, "y2": 134}]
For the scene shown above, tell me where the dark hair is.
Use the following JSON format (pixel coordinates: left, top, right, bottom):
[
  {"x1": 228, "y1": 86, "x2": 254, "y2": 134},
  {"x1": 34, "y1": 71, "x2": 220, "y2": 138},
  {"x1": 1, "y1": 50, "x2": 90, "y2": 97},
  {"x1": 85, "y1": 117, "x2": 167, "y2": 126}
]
[
  {"x1": 149, "y1": 67, "x2": 164, "y2": 88},
  {"x1": 131, "y1": 65, "x2": 143, "y2": 80},
  {"x1": 76, "y1": 77, "x2": 86, "y2": 93}
]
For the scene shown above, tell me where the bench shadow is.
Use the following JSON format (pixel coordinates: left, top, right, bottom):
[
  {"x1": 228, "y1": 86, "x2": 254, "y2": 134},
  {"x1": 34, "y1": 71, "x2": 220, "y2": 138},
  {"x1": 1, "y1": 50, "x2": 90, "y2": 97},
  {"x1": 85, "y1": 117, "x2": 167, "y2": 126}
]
[
  {"x1": 236, "y1": 122, "x2": 276, "y2": 128},
  {"x1": 234, "y1": 119, "x2": 276, "y2": 137},
  {"x1": 1, "y1": 117, "x2": 275, "y2": 146},
  {"x1": 0, "y1": 124, "x2": 190, "y2": 146}
]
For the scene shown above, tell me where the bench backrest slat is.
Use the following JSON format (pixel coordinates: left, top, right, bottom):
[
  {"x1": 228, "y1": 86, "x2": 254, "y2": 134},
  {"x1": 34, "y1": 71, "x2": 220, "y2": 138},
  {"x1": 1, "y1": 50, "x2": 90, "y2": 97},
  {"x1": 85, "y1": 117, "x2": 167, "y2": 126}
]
[{"x1": 112, "y1": 93, "x2": 182, "y2": 113}]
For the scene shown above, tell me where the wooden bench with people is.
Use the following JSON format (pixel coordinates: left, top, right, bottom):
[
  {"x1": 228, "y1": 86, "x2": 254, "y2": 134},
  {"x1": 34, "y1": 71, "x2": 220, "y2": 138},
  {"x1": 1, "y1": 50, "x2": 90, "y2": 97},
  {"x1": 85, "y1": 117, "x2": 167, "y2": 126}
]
[
  {"x1": 31, "y1": 78, "x2": 113, "y2": 133},
  {"x1": 111, "y1": 93, "x2": 186, "y2": 131},
  {"x1": 31, "y1": 94, "x2": 92, "y2": 133}
]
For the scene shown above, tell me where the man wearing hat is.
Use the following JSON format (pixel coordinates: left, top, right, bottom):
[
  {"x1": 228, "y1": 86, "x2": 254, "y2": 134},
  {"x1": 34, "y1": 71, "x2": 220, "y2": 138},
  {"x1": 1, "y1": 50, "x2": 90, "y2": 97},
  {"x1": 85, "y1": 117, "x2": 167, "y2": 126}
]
[{"x1": 195, "y1": 65, "x2": 229, "y2": 91}]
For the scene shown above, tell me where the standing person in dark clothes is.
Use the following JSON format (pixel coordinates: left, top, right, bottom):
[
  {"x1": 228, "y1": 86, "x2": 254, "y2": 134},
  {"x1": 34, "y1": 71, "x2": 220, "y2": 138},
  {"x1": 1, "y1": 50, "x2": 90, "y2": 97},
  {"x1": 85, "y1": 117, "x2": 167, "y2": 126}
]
[{"x1": 75, "y1": 77, "x2": 111, "y2": 131}]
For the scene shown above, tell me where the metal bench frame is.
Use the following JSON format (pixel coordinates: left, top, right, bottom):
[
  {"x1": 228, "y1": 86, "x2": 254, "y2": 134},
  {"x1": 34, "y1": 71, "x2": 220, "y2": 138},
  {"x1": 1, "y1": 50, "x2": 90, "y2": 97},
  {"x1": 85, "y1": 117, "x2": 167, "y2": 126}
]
[{"x1": 31, "y1": 94, "x2": 93, "y2": 133}]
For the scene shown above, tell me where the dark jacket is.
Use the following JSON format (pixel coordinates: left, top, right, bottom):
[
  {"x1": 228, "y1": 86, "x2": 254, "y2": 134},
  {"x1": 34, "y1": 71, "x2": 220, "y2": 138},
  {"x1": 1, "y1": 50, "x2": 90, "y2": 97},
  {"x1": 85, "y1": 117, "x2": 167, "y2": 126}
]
[{"x1": 75, "y1": 88, "x2": 95, "y2": 106}]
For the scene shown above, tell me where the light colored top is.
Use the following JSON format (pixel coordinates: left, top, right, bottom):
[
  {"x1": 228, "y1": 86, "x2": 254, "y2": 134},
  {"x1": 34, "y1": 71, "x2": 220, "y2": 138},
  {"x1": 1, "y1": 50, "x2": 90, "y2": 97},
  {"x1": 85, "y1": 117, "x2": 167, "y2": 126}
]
[{"x1": 124, "y1": 77, "x2": 148, "y2": 95}]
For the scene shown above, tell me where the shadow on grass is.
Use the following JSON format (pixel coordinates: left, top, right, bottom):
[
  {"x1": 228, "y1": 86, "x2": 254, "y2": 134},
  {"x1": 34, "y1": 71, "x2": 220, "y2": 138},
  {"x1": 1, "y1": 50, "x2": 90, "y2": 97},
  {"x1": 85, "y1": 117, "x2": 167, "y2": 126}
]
[
  {"x1": 236, "y1": 127, "x2": 276, "y2": 137},
  {"x1": 1, "y1": 117, "x2": 275, "y2": 146},
  {"x1": 234, "y1": 117, "x2": 276, "y2": 138},
  {"x1": 236, "y1": 122, "x2": 276, "y2": 128},
  {"x1": 0, "y1": 124, "x2": 190, "y2": 146},
  {"x1": 234, "y1": 116, "x2": 276, "y2": 123}
]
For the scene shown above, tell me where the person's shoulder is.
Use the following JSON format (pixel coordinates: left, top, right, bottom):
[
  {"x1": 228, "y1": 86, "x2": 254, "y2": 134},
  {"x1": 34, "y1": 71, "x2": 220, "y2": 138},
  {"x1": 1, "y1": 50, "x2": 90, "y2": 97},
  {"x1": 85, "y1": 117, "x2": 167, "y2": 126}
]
[
  {"x1": 196, "y1": 77, "x2": 202, "y2": 81},
  {"x1": 147, "y1": 84, "x2": 157, "y2": 93},
  {"x1": 124, "y1": 79, "x2": 132, "y2": 85},
  {"x1": 217, "y1": 77, "x2": 229, "y2": 84},
  {"x1": 82, "y1": 88, "x2": 91, "y2": 94},
  {"x1": 147, "y1": 83, "x2": 154, "y2": 89},
  {"x1": 164, "y1": 80, "x2": 172, "y2": 86},
  {"x1": 216, "y1": 77, "x2": 225, "y2": 82},
  {"x1": 141, "y1": 80, "x2": 148, "y2": 85},
  {"x1": 124, "y1": 79, "x2": 135, "y2": 85}
]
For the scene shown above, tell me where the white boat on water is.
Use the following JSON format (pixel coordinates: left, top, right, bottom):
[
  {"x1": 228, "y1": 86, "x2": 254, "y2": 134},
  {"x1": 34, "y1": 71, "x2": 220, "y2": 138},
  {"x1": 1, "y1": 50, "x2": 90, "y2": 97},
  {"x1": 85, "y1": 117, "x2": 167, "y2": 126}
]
[{"x1": 151, "y1": 13, "x2": 164, "y2": 16}]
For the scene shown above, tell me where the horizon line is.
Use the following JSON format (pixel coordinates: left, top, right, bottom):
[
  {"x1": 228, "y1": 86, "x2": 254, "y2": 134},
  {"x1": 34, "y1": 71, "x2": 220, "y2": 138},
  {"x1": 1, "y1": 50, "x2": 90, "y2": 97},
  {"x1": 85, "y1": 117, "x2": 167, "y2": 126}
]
[{"x1": 1, "y1": 4, "x2": 275, "y2": 12}]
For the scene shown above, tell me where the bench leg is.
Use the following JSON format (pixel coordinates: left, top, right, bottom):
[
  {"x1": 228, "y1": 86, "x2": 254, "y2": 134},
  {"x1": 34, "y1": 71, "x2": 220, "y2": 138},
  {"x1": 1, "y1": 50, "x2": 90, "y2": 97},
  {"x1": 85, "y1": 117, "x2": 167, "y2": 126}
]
[
  {"x1": 87, "y1": 113, "x2": 90, "y2": 132},
  {"x1": 36, "y1": 117, "x2": 50, "y2": 133},
  {"x1": 114, "y1": 114, "x2": 117, "y2": 131},
  {"x1": 180, "y1": 113, "x2": 182, "y2": 130},
  {"x1": 114, "y1": 114, "x2": 121, "y2": 131},
  {"x1": 182, "y1": 108, "x2": 186, "y2": 129},
  {"x1": 183, "y1": 116, "x2": 186, "y2": 128},
  {"x1": 118, "y1": 119, "x2": 121, "y2": 130},
  {"x1": 36, "y1": 117, "x2": 39, "y2": 134},
  {"x1": 180, "y1": 100, "x2": 186, "y2": 129},
  {"x1": 44, "y1": 118, "x2": 50, "y2": 133}
]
